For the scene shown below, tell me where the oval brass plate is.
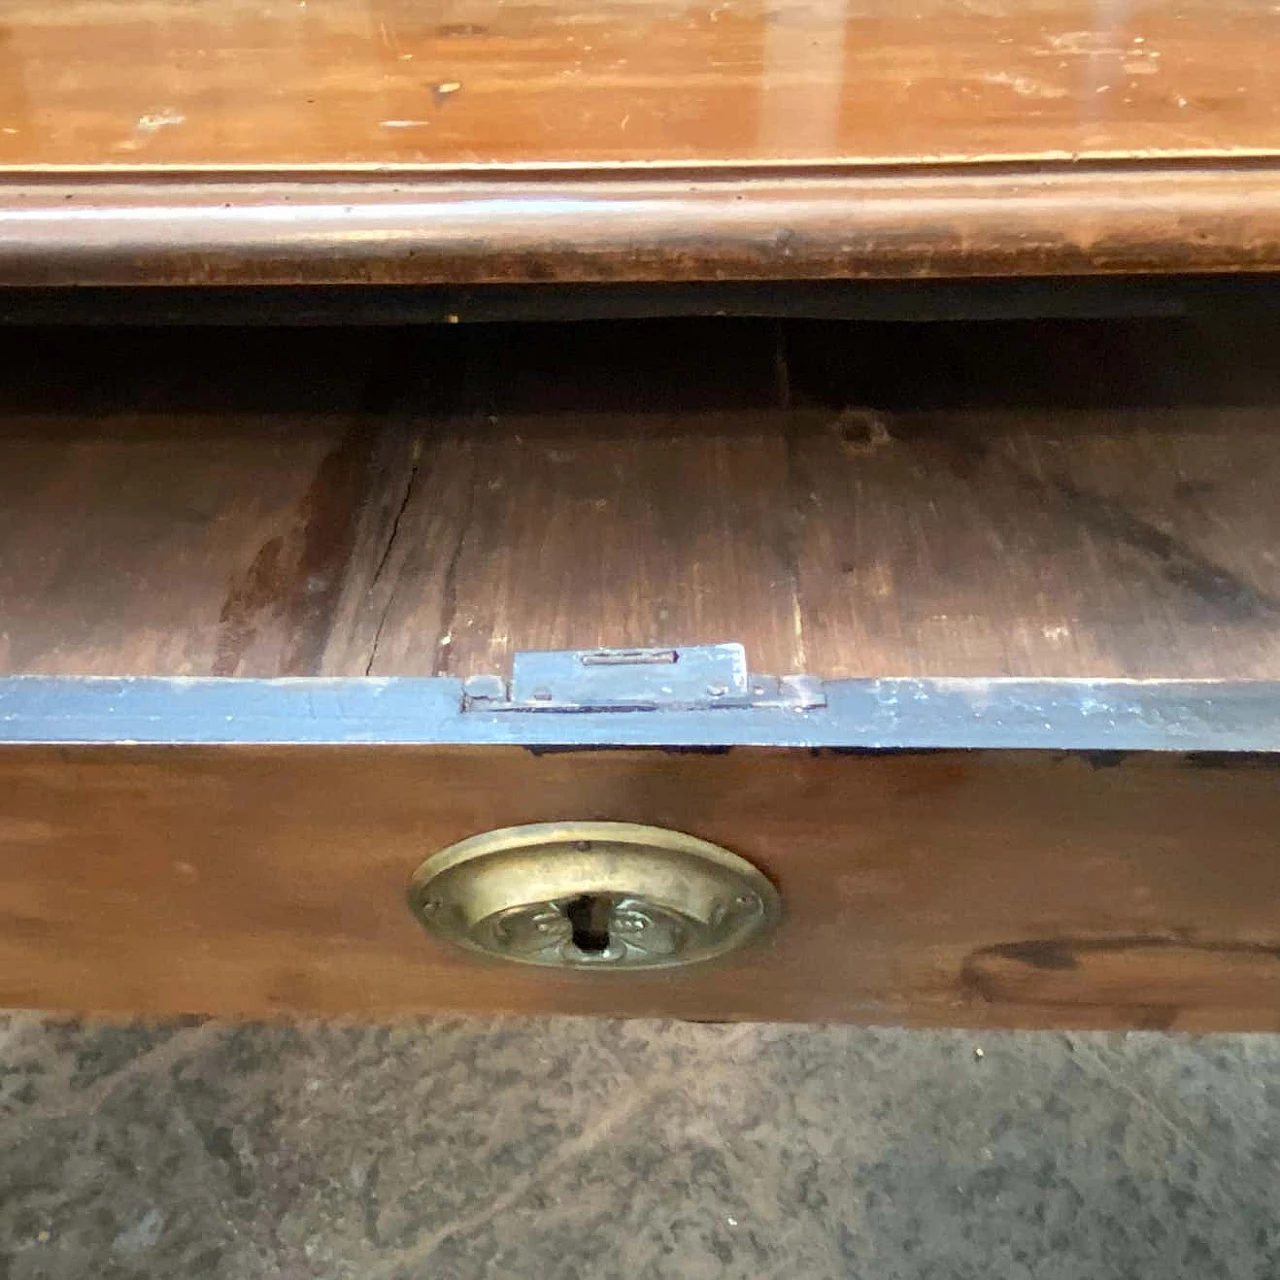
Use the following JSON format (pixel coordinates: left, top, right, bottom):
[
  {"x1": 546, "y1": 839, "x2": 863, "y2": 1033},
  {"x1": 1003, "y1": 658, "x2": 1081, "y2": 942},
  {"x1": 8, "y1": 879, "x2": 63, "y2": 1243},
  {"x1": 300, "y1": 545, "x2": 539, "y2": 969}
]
[{"x1": 408, "y1": 822, "x2": 780, "y2": 970}]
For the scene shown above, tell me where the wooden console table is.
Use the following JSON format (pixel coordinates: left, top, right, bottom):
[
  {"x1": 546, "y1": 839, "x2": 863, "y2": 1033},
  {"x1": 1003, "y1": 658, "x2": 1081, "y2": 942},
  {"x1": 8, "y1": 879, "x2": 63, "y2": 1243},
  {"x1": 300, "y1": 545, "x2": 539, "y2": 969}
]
[{"x1": 2, "y1": 0, "x2": 1280, "y2": 1029}]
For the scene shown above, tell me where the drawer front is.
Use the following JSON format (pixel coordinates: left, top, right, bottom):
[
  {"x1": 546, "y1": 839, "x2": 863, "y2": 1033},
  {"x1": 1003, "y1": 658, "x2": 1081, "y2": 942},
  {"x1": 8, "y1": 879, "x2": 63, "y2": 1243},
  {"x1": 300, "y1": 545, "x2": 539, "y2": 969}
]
[{"x1": 3, "y1": 676, "x2": 1279, "y2": 1030}]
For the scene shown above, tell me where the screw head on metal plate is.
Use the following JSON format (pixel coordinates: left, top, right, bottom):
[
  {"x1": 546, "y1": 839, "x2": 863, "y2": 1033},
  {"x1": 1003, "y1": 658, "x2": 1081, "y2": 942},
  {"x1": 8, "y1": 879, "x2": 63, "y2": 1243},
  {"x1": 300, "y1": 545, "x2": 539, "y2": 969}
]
[{"x1": 408, "y1": 822, "x2": 780, "y2": 971}]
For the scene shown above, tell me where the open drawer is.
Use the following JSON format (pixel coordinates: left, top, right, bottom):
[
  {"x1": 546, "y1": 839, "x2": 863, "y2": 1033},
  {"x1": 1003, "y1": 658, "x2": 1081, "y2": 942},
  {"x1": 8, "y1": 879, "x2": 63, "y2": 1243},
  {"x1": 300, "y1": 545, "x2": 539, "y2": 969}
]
[{"x1": 2, "y1": 307, "x2": 1280, "y2": 1029}]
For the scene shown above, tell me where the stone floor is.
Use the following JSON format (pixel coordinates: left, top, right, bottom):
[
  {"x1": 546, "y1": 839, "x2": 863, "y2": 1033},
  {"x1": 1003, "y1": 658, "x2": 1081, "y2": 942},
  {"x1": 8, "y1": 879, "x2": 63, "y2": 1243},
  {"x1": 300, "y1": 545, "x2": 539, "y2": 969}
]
[{"x1": 1, "y1": 1017, "x2": 1278, "y2": 1279}]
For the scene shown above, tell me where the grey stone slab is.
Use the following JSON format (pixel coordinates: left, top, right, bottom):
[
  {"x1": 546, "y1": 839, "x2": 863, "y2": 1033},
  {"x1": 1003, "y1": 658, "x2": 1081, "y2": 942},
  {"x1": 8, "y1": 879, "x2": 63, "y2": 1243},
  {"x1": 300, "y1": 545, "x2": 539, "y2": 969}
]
[{"x1": 1, "y1": 1016, "x2": 1278, "y2": 1280}]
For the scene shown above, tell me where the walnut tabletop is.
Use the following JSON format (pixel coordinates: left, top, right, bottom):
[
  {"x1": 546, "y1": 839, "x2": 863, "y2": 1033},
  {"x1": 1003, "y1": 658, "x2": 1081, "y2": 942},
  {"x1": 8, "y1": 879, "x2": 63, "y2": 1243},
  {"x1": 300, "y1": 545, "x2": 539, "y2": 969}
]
[{"x1": 2, "y1": 0, "x2": 1280, "y2": 284}]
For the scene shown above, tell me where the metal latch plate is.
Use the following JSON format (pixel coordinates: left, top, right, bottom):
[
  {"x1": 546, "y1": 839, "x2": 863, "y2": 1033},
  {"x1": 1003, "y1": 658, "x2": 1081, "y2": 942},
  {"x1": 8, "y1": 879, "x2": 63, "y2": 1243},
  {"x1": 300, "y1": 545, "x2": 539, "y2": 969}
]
[{"x1": 463, "y1": 643, "x2": 824, "y2": 712}]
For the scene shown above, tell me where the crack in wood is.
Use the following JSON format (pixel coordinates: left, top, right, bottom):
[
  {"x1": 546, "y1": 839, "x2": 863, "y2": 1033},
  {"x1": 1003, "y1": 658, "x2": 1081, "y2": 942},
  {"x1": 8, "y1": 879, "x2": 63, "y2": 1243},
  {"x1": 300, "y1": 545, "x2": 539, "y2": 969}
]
[
  {"x1": 431, "y1": 443, "x2": 478, "y2": 678},
  {"x1": 363, "y1": 448, "x2": 422, "y2": 678}
]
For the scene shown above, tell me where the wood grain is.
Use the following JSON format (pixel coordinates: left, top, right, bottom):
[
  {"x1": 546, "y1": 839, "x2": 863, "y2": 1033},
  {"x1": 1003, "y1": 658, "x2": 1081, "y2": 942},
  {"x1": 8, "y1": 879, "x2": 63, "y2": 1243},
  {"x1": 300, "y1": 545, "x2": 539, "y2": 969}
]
[
  {"x1": 0, "y1": 329, "x2": 376, "y2": 677},
  {"x1": 6, "y1": 0, "x2": 1280, "y2": 282},
  {"x1": 2, "y1": 743, "x2": 1280, "y2": 1029},
  {"x1": 790, "y1": 403, "x2": 1280, "y2": 679},
  {"x1": 3, "y1": 320, "x2": 1280, "y2": 681},
  {"x1": 2, "y1": 0, "x2": 1279, "y2": 170}
]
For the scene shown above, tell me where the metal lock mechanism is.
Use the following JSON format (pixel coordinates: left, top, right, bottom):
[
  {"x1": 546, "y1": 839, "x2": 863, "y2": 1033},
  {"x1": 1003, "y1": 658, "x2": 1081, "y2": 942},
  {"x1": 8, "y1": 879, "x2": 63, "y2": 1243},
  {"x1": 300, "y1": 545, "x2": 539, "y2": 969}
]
[{"x1": 408, "y1": 823, "x2": 780, "y2": 970}]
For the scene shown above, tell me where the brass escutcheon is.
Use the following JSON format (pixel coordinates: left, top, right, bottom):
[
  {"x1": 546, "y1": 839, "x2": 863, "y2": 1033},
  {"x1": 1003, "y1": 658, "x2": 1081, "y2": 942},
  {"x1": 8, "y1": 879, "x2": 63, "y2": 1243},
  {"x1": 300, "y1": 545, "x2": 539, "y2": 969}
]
[{"x1": 408, "y1": 822, "x2": 780, "y2": 970}]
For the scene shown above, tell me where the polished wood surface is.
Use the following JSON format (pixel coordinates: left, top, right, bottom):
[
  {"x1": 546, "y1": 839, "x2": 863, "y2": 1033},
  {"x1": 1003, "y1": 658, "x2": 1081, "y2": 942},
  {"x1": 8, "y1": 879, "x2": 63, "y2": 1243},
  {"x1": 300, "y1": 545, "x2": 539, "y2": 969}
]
[
  {"x1": 4, "y1": 2, "x2": 1280, "y2": 283},
  {"x1": 2, "y1": 0, "x2": 1279, "y2": 170},
  {"x1": 11, "y1": 166, "x2": 1280, "y2": 286},
  {"x1": 3, "y1": 743, "x2": 1280, "y2": 1028},
  {"x1": 2, "y1": 318, "x2": 1279, "y2": 680}
]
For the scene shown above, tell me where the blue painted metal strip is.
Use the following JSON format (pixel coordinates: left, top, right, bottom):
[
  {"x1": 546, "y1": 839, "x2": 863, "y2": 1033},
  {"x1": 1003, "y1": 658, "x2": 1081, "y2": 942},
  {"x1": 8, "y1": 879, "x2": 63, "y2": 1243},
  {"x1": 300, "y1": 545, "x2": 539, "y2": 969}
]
[{"x1": 0, "y1": 676, "x2": 1277, "y2": 752}]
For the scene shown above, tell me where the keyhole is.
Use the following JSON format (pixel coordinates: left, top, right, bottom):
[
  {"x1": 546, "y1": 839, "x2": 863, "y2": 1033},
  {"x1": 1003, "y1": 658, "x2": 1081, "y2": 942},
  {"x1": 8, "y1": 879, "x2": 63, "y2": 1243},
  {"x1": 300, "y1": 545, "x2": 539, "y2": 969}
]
[{"x1": 565, "y1": 894, "x2": 612, "y2": 953}]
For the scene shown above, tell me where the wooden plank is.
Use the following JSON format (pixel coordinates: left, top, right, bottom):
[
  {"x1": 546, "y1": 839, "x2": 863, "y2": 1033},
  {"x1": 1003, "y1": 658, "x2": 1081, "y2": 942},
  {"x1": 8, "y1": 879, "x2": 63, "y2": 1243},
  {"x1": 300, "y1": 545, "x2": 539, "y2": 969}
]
[
  {"x1": 791, "y1": 402, "x2": 1280, "y2": 679},
  {"x1": 1, "y1": 0, "x2": 1278, "y2": 171},
  {"x1": 4, "y1": 320, "x2": 1280, "y2": 681},
  {"x1": 2, "y1": 741, "x2": 1280, "y2": 1029},
  {"x1": 314, "y1": 321, "x2": 804, "y2": 677},
  {"x1": 320, "y1": 409, "x2": 807, "y2": 679},
  {"x1": 0, "y1": 329, "x2": 378, "y2": 677}
]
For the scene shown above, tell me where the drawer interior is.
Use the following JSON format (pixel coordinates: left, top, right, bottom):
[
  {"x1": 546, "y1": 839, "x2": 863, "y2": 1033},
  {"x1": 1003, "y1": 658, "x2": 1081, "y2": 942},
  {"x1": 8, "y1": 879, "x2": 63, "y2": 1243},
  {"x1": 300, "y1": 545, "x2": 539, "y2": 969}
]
[{"x1": 2, "y1": 310, "x2": 1278, "y2": 683}]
